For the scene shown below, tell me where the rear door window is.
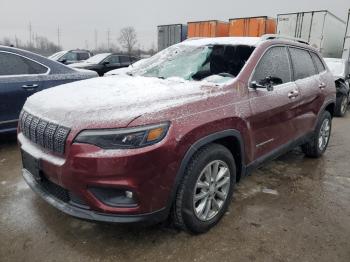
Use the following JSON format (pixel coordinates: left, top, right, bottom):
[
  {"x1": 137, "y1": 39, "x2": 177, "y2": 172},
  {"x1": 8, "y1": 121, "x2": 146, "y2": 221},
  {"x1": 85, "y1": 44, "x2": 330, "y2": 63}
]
[
  {"x1": 0, "y1": 52, "x2": 48, "y2": 76},
  {"x1": 120, "y1": 56, "x2": 130, "y2": 63},
  {"x1": 310, "y1": 52, "x2": 326, "y2": 73},
  {"x1": 289, "y1": 48, "x2": 317, "y2": 80},
  {"x1": 252, "y1": 46, "x2": 292, "y2": 86},
  {"x1": 77, "y1": 52, "x2": 89, "y2": 60}
]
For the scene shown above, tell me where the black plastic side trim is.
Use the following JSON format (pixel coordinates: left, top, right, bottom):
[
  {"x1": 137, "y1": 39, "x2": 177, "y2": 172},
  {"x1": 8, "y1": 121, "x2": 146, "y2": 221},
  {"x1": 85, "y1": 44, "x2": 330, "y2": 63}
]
[{"x1": 245, "y1": 132, "x2": 313, "y2": 175}]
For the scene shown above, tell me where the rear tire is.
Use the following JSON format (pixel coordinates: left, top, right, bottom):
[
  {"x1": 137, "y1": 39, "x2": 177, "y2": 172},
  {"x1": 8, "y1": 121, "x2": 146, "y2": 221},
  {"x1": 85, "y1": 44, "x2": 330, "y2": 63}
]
[
  {"x1": 302, "y1": 111, "x2": 332, "y2": 158},
  {"x1": 335, "y1": 94, "x2": 348, "y2": 117},
  {"x1": 172, "y1": 143, "x2": 236, "y2": 234}
]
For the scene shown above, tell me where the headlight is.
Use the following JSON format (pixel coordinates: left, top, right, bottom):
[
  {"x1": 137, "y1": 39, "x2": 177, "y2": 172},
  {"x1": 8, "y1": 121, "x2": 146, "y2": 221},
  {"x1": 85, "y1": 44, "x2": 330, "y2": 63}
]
[{"x1": 74, "y1": 122, "x2": 170, "y2": 149}]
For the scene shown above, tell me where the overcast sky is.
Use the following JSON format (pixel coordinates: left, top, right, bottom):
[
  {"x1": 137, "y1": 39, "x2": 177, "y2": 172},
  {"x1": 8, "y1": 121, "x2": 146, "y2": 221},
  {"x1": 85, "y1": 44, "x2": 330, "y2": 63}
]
[{"x1": 0, "y1": 0, "x2": 349, "y2": 51}]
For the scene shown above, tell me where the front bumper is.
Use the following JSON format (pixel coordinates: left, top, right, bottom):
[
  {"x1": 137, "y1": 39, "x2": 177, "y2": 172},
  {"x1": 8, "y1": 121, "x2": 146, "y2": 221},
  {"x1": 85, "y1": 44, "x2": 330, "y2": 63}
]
[
  {"x1": 18, "y1": 130, "x2": 180, "y2": 222},
  {"x1": 22, "y1": 169, "x2": 168, "y2": 224}
]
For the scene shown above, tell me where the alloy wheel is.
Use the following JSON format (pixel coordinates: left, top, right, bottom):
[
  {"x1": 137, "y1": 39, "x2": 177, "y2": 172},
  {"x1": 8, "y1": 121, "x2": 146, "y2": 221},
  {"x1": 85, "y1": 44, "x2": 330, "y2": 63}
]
[
  {"x1": 318, "y1": 118, "x2": 330, "y2": 151},
  {"x1": 340, "y1": 96, "x2": 348, "y2": 115},
  {"x1": 193, "y1": 160, "x2": 230, "y2": 221}
]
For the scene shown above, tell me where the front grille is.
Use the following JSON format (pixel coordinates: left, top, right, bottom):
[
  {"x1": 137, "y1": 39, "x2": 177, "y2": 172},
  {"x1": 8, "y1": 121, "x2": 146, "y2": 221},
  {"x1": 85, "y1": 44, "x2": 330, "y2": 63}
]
[{"x1": 19, "y1": 111, "x2": 70, "y2": 154}]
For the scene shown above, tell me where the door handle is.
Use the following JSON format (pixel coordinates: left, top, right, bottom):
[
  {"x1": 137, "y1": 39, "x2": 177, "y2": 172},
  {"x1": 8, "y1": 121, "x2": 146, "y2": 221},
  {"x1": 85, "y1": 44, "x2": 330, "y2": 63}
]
[
  {"x1": 319, "y1": 83, "x2": 326, "y2": 89},
  {"x1": 288, "y1": 90, "x2": 299, "y2": 99},
  {"x1": 22, "y1": 84, "x2": 39, "y2": 90}
]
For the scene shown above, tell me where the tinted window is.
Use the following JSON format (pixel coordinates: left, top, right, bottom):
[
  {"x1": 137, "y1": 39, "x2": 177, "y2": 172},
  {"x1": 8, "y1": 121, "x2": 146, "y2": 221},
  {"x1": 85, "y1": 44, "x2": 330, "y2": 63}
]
[
  {"x1": 310, "y1": 52, "x2": 326, "y2": 73},
  {"x1": 289, "y1": 48, "x2": 316, "y2": 80},
  {"x1": 0, "y1": 52, "x2": 48, "y2": 76},
  {"x1": 105, "y1": 55, "x2": 120, "y2": 64},
  {"x1": 61, "y1": 52, "x2": 77, "y2": 61},
  {"x1": 77, "y1": 52, "x2": 89, "y2": 60},
  {"x1": 120, "y1": 56, "x2": 130, "y2": 63},
  {"x1": 252, "y1": 46, "x2": 292, "y2": 85}
]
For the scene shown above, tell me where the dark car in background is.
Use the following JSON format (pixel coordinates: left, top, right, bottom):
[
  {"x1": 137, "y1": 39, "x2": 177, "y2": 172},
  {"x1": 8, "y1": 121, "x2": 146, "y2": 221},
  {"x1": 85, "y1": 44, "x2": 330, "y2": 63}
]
[
  {"x1": 0, "y1": 46, "x2": 98, "y2": 133},
  {"x1": 48, "y1": 50, "x2": 93, "y2": 65},
  {"x1": 324, "y1": 58, "x2": 350, "y2": 117},
  {"x1": 69, "y1": 53, "x2": 139, "y2": 76}
]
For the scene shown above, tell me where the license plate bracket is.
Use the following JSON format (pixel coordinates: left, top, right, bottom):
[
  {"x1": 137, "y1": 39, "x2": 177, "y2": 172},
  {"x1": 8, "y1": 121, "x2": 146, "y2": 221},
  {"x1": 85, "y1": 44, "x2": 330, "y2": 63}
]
[{"x1": 21, "y1": 150, "x2": 41, "y2": 181}]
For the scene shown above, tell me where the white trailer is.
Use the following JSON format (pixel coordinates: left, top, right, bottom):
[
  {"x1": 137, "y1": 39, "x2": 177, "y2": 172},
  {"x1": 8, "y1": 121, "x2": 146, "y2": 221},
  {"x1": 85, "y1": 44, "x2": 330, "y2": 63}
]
[
  {"x1": 277, "y1": 10, "x2": 346, "y2": 58},
  {"x1": 342, "y1": 9, "x2": 350, "y2": 62}
]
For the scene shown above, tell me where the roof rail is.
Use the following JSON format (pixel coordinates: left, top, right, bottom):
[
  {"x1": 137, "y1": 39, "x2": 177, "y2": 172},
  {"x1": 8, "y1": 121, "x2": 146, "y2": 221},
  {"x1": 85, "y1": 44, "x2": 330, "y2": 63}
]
[{"x1": 261, "y1": 34, "x2": 310, "y2": 45}]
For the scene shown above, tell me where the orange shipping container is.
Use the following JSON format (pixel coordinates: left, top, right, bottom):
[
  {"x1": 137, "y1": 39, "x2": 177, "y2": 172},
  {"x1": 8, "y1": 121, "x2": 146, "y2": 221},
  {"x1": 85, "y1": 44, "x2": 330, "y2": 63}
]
[
  {"x1": 188, "y1": 20, "x2": 229, "y2": 38},
  {"x1": 229, "y1": 16, "x2": 276, "y2": 37}
]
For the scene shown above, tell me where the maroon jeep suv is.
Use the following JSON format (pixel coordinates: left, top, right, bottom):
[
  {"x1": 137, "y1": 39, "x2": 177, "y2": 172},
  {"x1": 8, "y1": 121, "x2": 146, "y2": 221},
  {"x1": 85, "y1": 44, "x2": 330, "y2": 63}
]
[{"x1": 18, "y1": 36, "x2": 336, "y2": 233}]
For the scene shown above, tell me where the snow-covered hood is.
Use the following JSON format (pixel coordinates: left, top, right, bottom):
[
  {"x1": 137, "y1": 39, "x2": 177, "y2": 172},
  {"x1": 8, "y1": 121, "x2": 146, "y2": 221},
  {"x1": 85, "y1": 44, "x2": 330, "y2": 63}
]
[
  {"x1": 23, "y1": 75, "x2": 227, "y2": 129},
  {"x1": 69, "y1": 62, "x2": 95, "y2": 68},
  {"x1": 71, "y1": 68, "x2": 99, "y2": 77}
]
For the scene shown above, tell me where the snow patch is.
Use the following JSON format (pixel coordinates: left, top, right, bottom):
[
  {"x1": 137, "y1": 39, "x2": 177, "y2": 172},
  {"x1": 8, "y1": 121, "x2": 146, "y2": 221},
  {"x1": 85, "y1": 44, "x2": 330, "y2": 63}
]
[{"x1": 24, "y1": 75, "x2": 228, "y2": 128}]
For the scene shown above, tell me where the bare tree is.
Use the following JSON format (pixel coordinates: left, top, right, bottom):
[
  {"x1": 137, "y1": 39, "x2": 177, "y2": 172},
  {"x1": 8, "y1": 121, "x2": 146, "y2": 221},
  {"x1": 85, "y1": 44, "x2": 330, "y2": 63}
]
[{"x1": 118, "y1": 27, "x2": 137, "y2": 55}]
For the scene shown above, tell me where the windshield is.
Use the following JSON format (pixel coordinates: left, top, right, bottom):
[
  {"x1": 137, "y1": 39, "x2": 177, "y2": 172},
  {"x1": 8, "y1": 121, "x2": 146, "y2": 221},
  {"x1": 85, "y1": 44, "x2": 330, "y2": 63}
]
[
  {"x1": 139, "y1": 46, "x2": 211, "y2": 80},
  {"x1": 49, "y1": 51, "x2": 66, "y2": 60},
  {"x1": 325, "y1": 59, "x2": 346, "y2": 77},
  {"x1": 128, "y1": 44, "x2": 254, "y2": 83},
  {"x1": 85, "y1": 53, "x2": 110, "y2": 64}
]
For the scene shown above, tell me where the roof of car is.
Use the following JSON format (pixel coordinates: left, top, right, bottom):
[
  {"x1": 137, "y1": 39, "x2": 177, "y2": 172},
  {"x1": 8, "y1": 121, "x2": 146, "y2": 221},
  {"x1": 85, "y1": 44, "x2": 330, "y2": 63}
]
[
  {"x1": 181, "y1": 35, "x2": 313, "y2": 50},
  {"x1": 182, "y1": 37, "x2": 261, "y2": 47}
]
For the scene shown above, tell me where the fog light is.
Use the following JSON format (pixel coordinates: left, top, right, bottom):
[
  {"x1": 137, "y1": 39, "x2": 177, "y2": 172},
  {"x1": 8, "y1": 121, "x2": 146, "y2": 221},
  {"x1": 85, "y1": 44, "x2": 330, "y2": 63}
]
[
  {"x1": 125, "y1": 191, "x2": 133, "y2": 199},
  {"x1": 89, "y1": 187, "x2": 137, "y2": 207}
]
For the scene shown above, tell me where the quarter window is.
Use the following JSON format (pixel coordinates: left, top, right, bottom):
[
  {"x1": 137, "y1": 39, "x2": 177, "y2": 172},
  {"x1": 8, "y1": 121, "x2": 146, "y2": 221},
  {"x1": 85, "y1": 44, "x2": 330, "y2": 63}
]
[
  {"x1": 0, "y1": 52, "x2": 48, "y2": 76},
  {"x1": 252, "y1": 46, "x2": 292, "y2": 86},
  {"x1": 310, "y1": 52, "x2": 326, "y2": 73},
  {"x1": 289, "y1": 48, "x2": 317, "y2": 80}
]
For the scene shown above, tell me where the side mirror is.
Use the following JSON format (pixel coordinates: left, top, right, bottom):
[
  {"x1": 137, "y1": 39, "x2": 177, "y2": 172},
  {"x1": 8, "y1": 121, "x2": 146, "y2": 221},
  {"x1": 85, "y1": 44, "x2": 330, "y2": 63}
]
[
  {"x1": 59, "y1": 59, "x2": 67, "y2": 64},
  {"x1": 250, "y1": 81, "x2": 267, "y2": 89},
  {"x1": 102, "y1": 61, "x2": 110, "y2": 66}
]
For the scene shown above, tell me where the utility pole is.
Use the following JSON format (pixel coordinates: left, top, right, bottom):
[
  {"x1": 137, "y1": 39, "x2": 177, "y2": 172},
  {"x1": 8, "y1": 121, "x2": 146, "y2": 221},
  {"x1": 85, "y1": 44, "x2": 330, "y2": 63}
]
[
  {"x1": 57, "y1": 25, "x2": 61, "y2": 47},
  {"x1": 28, "y1": 22, "x2": 32, "y2": 46},
  {"x1": 107, "y1": 29, "x2": 110, "y2": 50},
  {"x1": 94, "y1": 29, "x2": 98, "y2": 49}
]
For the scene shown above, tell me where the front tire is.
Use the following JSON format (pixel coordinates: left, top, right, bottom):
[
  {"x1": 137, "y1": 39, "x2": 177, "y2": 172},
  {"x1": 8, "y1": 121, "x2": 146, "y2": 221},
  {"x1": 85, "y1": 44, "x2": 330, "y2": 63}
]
[
  {"x1": 172, "y1": 143, "x2": 236, "y2": 234},
  {"x1": 302, "y1": 111, "x2": 332, "y2": 158}
]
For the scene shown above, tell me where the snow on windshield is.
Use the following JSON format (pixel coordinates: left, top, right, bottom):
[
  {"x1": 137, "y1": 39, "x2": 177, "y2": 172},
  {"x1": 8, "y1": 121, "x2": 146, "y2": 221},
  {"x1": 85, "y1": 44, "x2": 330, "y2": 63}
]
[
  {"x1": 324, "y1": 58, "x2": 346, "y2": 77},
  {"x1": 128, "y1": 41, "x2": 255, "y2": 83},
  {"x1": 85, "y1": 53, "x2": 110, "y2": 64},
  {"x1": 140, "y1": 45, "x2": 211, "y2": 80}
]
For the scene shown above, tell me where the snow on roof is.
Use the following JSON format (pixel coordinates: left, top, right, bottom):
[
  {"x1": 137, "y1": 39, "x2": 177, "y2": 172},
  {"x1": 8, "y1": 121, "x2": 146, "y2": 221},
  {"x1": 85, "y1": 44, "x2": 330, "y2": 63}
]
[{"x1": 181, "y1": 37, "x2": 261, "y2": 47}]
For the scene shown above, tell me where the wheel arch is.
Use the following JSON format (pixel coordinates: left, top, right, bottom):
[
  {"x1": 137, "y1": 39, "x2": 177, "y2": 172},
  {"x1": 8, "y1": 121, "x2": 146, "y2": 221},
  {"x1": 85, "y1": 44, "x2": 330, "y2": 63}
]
[{"x1": 166, "y1": 129, "x2": 246, "y2": 210}]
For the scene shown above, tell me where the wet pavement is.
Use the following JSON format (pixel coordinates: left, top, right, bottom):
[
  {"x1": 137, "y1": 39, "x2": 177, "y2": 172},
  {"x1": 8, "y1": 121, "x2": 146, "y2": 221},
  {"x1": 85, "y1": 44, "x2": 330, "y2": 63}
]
[{"x1": 1, "y1": 116, "x2": 349, "y2": 262}]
